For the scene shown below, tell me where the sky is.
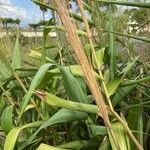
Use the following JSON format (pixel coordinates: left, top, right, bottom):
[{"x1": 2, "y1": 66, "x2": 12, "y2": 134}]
[{"x1": 0, "y1": 0, "x2": 52, "y2": 27}]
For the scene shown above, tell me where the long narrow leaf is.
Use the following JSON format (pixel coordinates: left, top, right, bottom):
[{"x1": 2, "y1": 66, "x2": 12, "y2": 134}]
[
  {"x1": 120, "y1": 57, "x2": 139, "y2": 77},
  {"x1": 35, "y1": 91, "x2": 100, "y2": 114},
  {"x1": 19, "y1": 109, "x2": 88, "y2": 149},
  {"x1": 60, "y1": 67, "x2": 88, "y2": 103},
  {"x1": 44, "y1": 26, "x2": 88, "y2": 37},
  {"x1": 104, "y1": 30, "x2": 150, "y2": 43},
  {"x1": 59, "y1": 140, "x2": 99, "y2": 149},
  {"x1": 109, "y1": 4, "x2": 115, "y2": 81},
  {"x1": 49, "y1": 65, "x2": 103, "y2": 81},
  {"x1": 121, "y1": 76, "x2": 150, "y2": 87},
  {"x1": 4, "y1": 121, "x2": 43, "y2": 150},
  {"x1": 107, "y1": 76, "x2": 122, "y2": 97},
  {"x1": 11, "y1": 33, "x2": 21, "y2": 70},
  {"x1": 37, "y1": 144, "x2": 66, "y2": 150},
  {"x1": 19, "y1": 63, "x2": 53, "y2": 119},
  {"x1": 108, "y1": 122, "x2": 131, "y2": 150},
  {"x1": 112, "y1": 85, "x2": 136, "y2": 106}
]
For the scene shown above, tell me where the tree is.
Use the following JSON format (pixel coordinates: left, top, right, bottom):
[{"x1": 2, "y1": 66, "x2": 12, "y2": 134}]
[
  {"x1": 38, "y1": 20, "x2": 49, "y2": 26},
  {"x1": 29, "y1": 23, "x2": 41, "y2": 46},
  {"x1": 29, "y1": 23, "x2": 40, "y2": 36},
  {"x1": 33, "y1": 0, "x2": 52, "y2": 26},
  {"x1": 39, "y1": 0, "x2": 49, "y2": 23},
  {"x1": 125, "y1": 8, "x2": 150, "y2": 33},
  {"x1": 0, "y1": 18, "x2": 12, "y2": 30},
  {"x1": 0, "y1": 17, "x2": 21, "y2": 31},
  {"x1": 14, "y1": 19, "x2": 21, "y2": 28},
  {"x1": 38, "y1": 18, "x2": 55, "y2": 26}
]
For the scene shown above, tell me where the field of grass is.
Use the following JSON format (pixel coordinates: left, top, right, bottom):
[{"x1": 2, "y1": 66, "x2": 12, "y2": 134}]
[{"x1": 0, "y1": 0, "x2": 150, "y2": 150}]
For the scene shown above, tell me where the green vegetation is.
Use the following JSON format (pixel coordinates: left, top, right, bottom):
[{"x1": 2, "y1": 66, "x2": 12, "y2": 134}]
[
  {"x1": 0, "y1": 0, "x2": 150, "y2": 150},
  {"x1": 0, "y1": 17, "x2": 20, "y2": 31}
]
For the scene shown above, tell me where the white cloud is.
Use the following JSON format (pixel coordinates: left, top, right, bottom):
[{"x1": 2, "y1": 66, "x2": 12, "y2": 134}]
[
  {"x1": 0, "y1": 0, "x2": 27, "y2": 20},
  {"x1": 0, "y1": 0, "x2": 52, "y2": 26},
  {"x1": 24, "y1": 10, "x2": 51, "y2": 26}
]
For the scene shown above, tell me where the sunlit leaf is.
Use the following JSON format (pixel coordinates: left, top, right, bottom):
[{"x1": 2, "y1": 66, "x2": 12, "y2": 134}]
[
  {"x1": 108, "y1": 122, "x2": 131, "y2": 150},
  {"x1": 92, "y1": 48, "x2": 105, "y2": 69},
  {"x1": 37, "y1": 143, "x2": 65, "y2": 150},
  {"x1": 107, "y1": 76, "x2": 122, "y2": 96}
]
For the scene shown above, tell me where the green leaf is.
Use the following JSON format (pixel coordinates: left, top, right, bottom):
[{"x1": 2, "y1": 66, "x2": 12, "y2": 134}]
[
  {"x1": 19, "y1": 63, "x2": 53, "y2": 119},
  {"x1": 108, "y1": 122, "x2": 131, "y2": 150},
  {"x1": 28, "y1": 50, "x2": 56, "y2": 64},
  {"x1": 127, "y1": 104, "x2": 143, "y2": 149},
  {"x1": 120, "y1": 57, "x2": 139, "y2": 77},
  {"x1": 19, "y1": 109, "x2": 88, "y2": 149},
  {"x1": 44, "y1": 26, "x2": 88, "y2": 37},
  {"x1": 121, "y1": 75, "x2": 150, "y2": 87},
  {"x1": 112, "y1": 85, "x2": 136, "y2": 106},
  {"x1": 24, "y1": 104, "x2": 35, "y2": 112},
  {"x1": 43, "y1": 26, "x2": 52, "y2": 41},
  {"x1": 98, "y1": 137, "x2": 111, "y2": 150},
  {"x1": 104, "y1": 69, "x2": 110, "y2": 85},
  {"x1": 49, "y1": 65, "x2": 103, "y2": 81},
  {"x1": 42, "y1": 26, "x2": 53, "y2": 64},
  {"x1": 32, "y1": 0, "x2": 55, "y2": 11},
  {"x1": 58, "y1": 140, "x2": 99, "y2": 149},
  {"x1": 107, "y1": 76, "x2": 122, "y2": 97},
  {"x1": 0, "y1": 97, "x2": 5, "y2": 115},
  {"x1": 1, "y1": 105, "x2": 13, "y2": 134},
  {"x1": 104, "y1": 30, "x2": 150, "y2": 43},
  {"x1": 4, "y1": 121, "x2": 43, "y2": 150},
  {"x1": 76, "y1": 77, "x2": 88, "y2": 101},
  {"x1": 38, "y1": 141, "x2": 99, "y2": 150},
  {"x1": 0, "y1": 60, "x2": 11, "y2": 81},
  {"x1": 90, "y1": 125, "x2": 107, "y2": 136},
  {"x1": 60, "y1": 67, "x2": 88, "y2": 103},
  {"x1": 108, "y1": 4, "x2": 115, "y2": 81},
  {"x1": 11, "y1": 33, "x2": 21, "y2": 70},
  {"x1": 92, "y1": 48, "x2": 105, "y2": 69},
  {"x1": 37, "y1": 143, "x2": 66, "y2": 150},
  {"x1": 37, "y1": 91, "x2": 99, "y2": 114}
]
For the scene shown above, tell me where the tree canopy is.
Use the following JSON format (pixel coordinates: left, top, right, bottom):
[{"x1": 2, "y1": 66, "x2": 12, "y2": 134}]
[{"x1": 0, "y1": 17, "x2": 21, "y2": 30}]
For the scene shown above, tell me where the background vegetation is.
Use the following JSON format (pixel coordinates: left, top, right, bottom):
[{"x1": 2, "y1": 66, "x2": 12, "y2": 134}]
[{"x1": 0, "y1": 0, "x2": 150, "y2": 150}]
